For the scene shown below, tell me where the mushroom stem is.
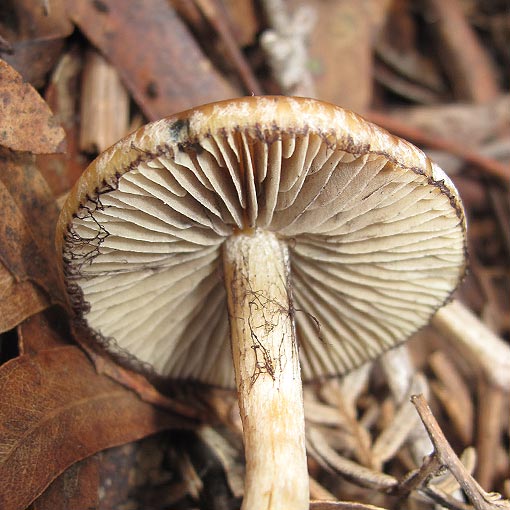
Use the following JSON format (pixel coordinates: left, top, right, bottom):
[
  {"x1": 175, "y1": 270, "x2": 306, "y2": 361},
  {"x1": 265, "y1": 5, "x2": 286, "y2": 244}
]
[{"x1": 223, "y1": 229, "x2": 308, "y2": 510}]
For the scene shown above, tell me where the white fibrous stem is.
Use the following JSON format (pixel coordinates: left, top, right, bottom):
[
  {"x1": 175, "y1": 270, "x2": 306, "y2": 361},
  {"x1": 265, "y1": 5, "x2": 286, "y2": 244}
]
[{"x1": 223, "y1": 229, "x2": 308, "y2": 510}]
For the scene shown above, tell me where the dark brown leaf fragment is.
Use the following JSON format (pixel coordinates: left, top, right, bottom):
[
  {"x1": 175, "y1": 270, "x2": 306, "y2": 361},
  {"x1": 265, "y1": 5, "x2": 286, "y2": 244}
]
[
  {"x1": 0, "y1": 0, "x2": 74, "y2": 87},
  {"x1": 0, "y1": 346, "x2": 197, "y2": 510},
  {"x1": 17, "y1": 308, "x2": 70, "y2": 354},
  {"x1": 29, "y1": 456, "x2": 100, "y2": 510}
]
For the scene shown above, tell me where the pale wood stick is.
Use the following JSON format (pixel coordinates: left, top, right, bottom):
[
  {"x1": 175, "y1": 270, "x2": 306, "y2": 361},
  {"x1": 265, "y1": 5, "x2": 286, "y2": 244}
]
[{"x1": 80, "y1": 49, "x2": 130, "y2": 154}]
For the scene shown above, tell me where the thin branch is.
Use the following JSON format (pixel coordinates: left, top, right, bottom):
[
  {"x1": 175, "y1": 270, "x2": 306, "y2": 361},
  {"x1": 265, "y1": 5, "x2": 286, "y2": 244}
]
[
  {"x1": 411, "y1": 394, "x2": 510, "y2": 510},
  {"x1": 365, "y1": 110, "x2": 510, "y2": 184},
  {"x1": 307, "y1": 426, "x2": 398, "y2": 491},
  {"x1": 193, "y1": 0, "x2": 263, "y2": 95},
  {"x1": 310, "y1": 501, "x2": 390, "y2": 510}
]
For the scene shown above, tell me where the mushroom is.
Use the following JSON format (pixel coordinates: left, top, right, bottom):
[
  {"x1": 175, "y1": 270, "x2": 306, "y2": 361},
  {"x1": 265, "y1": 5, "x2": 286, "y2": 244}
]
[{"x1": 56, "y1": 96, "x2": 466, "y2": 510}]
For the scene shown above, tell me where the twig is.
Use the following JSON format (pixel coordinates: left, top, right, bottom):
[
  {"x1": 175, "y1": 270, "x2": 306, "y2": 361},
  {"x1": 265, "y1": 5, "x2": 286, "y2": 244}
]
[
  {"x1": 0, "y1": 34, "x2": 14, "y2": 54},
  {"x1": 309, "y1": 476, "x2": 337, "y2": 501},
  {"x1": 310, "y1": 501, "x2": 390, "y2": 510},
  {"x1": 378, "y1": 346, "x2": 432, "y2": 465},
  {"x1": 412, "y1": 394, "x2": 510, "y2": 510},
  {"x1": 319, "y1": 370, "x2": 373, "y2": 467},
  {"x1": 423, "y1": 485, "x2": 474, "y2": 510},
  {"x1": 193, "y1": 0, "x2": 263, "y2": 95},
  {"x1": 432, "y1": 448, "x2": 477, "y2": 496},
  {"x1": 488, "y1": 187, "x2": 510, "y2": 259},
  {"x1": 395, "y1": 453, "x2": 443, "y2": 497},
  {"x1": 365, "y1": 110, "x2": 510, "y2": 184},
  {"x1": 307, "y1": 426, "x2": 398, "y2": 491},
  {"x1": 372, "y1": 372, "x2": 430, "y2": 468},
  {"x1": 420, "y1": 0, "x2": 500, "y2": 103},
  {"x1": 432, "y1": 300, "x2": 510, "y2": 391},
  {"x1": 429, "y1": 350, "x2": 474, "y2": 445},
  {"x1": 374, "y1": 60, "x2": 441, "y2": 105},
  {"x1": 476, "y1": 381, "x2": 507, "y2": 490}
]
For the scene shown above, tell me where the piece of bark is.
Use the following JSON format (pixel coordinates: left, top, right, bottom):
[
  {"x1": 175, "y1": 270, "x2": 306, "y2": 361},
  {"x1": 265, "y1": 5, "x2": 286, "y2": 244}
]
[
  {"x1": 421, "y1": 0, "x2": 500, "y2": 103},
  {"x1": 67, "y1": 0, "x2": 239, "y2": 120},
  {"x1": 290, "y1": 0, "x2": 390, "y2": 112},
  {"x1": 79, "y1": 49, "x2": 130, "y2": 154},
  {"x1": 0, "y1": 346, "x2": 197, "y2": 510},
  {"x1": 0, "y1": 59, "x2": 65, "y2": 154}
]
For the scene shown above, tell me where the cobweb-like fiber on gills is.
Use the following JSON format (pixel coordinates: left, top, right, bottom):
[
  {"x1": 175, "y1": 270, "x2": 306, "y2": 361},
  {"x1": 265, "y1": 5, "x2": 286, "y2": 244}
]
[{"x1": 64, "y1": 129, "x2": 464, "y2": 386}]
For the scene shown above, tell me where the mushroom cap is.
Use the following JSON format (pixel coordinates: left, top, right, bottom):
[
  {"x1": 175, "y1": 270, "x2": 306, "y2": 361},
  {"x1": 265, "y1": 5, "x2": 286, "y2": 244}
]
[{"x1": 57, "y1": 96, "x2": 466, "y2": 387}]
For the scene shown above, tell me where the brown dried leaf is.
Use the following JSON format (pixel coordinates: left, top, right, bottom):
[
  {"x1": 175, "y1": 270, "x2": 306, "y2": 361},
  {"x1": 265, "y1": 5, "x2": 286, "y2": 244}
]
[
  {"x1": 0, "y1": 0, "x2": 73, "y2": 42},
  {"x1": 67, "y1": 0, "x2": 239, "y2": 120},
  {"x1": 17, "y1": 308, "x2": 70, "y2": 354},
  {"x1": 29, "y1": 456, "x2": 100, "y2": 510},
  {"x1": 0, "y1": 60, "x2": 65, "y2": 153},
  {"x1": 0, "y1": 0, "x2": 74, "y2": 87},
  {"x1": 77, "y1": 332, "x2": 201, "y2": 420},
  {"x1": 2, "y1": 39, "x2": 67, "y2": 90},
  {"x1": 0, "y1": 263, "x2": 49, "y2": 334},
  {"x1": 0, "y1": 346, "x2": 197, "y2": 510},
  {"x1": 0, "y1": 150, "x2": 66, "y2": 315}
]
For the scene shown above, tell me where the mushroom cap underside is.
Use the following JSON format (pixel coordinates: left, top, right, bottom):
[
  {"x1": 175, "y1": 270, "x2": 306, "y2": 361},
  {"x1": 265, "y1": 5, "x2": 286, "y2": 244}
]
[{"x1": 58, "y1": 96, "x2": 466, "y2": 387}]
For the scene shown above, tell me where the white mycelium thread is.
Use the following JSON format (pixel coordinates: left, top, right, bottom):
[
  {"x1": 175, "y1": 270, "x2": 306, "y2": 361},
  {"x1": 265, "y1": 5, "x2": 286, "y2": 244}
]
[{"x1": 66, "y1": 127, "x2": 464, "y2": 386}]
